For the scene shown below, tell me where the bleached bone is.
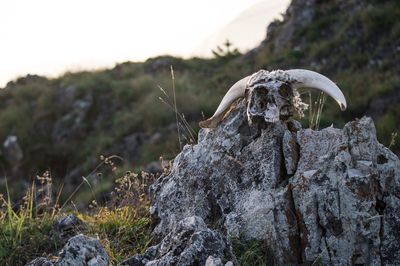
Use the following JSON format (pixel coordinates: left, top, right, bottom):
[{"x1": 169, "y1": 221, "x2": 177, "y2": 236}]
[
  {"x1": 199, "y1": 76, "x2": 250, "y2": 128},
  {"x1": 286, "y1": 69, "x2": 346, "y2": 111},
  {"x1": 199, "y1": 69, "x2": 346, "y2": 128}
]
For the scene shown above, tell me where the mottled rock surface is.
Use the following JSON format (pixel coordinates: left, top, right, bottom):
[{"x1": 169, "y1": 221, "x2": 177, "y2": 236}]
[
  {"x1": 121, "y1": 216, "x2": 225, "y2": 266},
  {"x1": 205, "y1": 256, "x2": 221, "y2": 266},
  {"x1": 149, "y1": 100, "x2": 400, "y2": 265},
  {"x1": 25, "y1": 257, "x2": 56, "y2": 266},
  {"x1": 25, "y1": 234, "x2": 108, "y2": 266},
  {"x1": 57, "y1": 234, "x2": 108, "y2": 266},
  {"x1": 55, "y1": 214, "x2": 87, "y2": 244}
]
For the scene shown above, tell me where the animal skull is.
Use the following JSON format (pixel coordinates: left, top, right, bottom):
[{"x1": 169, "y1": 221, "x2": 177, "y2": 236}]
[
  {"x1": 199, "y1": 69, "x2": 347, "y2": 128},
  {"x1": 246, "y1": 71, "x2": 296, "y2": 124}
]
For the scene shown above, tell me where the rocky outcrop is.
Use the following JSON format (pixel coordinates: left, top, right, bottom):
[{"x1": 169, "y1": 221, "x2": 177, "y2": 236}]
[
  {"x1": 265, "y1": 0, "x2": 316, "y2": 53},
  {"x1": 147, "y1": 100, "x2": 400, "y2": 265}
]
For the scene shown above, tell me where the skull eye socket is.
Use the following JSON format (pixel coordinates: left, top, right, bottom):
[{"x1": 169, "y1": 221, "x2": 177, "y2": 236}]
[
  {"x1": 254, "y1": 86, "x2": 267, "y2": 93},
  {"x1": 278, "y1": 83, "x2": 292, "y2": 98},
  {"x1": 259, "y1": 100, "x2": 266, "y2": 109},
  {"x1": 250, "y1": 86, "x2": 269, "y2": 100}
]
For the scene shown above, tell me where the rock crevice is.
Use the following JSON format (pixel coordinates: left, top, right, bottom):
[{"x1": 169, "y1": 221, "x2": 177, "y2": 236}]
[{"x1": 147, "y1": 101, "x2": 400, "y2": 265}]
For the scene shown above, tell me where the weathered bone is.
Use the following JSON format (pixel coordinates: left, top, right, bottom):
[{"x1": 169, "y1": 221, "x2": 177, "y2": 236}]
[
  {"x1": 246, "y1": 80, "x2": 294, "y2": 124},
  {"x1": 286, "y1": 69, "x2": 347, "y2": 111},
  {"x1": 199, "y1": 69, "x2": 347, "y2": 128},
  {"x1": 199, "y1": 76, "x2": 250, "y2": 128}
]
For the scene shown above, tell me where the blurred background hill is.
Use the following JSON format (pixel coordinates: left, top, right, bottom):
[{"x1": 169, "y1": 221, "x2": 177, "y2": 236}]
[{"x1": 0, "y1": 0, "x2": 399, "y2": 206}]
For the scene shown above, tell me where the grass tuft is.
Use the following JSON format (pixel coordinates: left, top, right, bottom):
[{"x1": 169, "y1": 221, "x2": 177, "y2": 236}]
[
  {"x1": 232, "y1": 238, "x2": 275, "y2": 266},
  {"x1": 0, "y1": 167, "x2": 154, "y2": 265}
]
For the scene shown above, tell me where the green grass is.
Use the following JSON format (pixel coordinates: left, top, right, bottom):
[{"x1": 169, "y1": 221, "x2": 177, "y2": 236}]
[
  {"x1": 0, "y1": 214, "x2": 60, "y2": 265},
  {"x1": 0, "y1": 169, "x2": 153, "y2": 265},
  {"x1": 232, "y1": 238, "x2": 275, "y2": 266},
  {"x1": 81, "y1": 206, "x2": 153, "y2": 263},
  {"x1": 0, "y1": 180, "x2": 61, "y2": 265},
  {"x1": 0, "y1": 205, "x2": 152, "y2": 265}
]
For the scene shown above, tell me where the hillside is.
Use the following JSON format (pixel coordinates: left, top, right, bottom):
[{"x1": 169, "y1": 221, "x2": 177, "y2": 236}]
[{"x1": 0, "y1": 0, "x2": 399, "y2": 205}]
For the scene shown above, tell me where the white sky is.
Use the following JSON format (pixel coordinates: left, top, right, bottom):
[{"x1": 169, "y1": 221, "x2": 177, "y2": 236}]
[{"x1": 0, "y1": 0, "x2": 290, "y2": 87}]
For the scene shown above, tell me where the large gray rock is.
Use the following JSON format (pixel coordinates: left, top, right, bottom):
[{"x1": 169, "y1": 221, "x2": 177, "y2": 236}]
[{"x1": 149, "y1": 100, "x2": 400, "y2": 265}]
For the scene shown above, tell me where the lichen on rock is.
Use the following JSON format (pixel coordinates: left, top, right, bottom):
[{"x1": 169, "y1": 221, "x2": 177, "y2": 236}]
[
  {"x1": 121, "y1": 216, "x2": 225, "y2": 266},
  {"x1": 26, "y1": 234, "x2": 108, "y2": 266},
  {"x1": 147, "y1": 100, "x2": 400, "y2": 265}
]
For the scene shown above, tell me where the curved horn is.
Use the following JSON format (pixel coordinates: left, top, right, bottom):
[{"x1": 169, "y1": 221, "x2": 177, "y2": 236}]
[
  {"x1": 286, "y1": 69, "x2": 347, "y2": 111},
  {"x1": 199, "y1": 76, "x2": 250, "y2": 128}
]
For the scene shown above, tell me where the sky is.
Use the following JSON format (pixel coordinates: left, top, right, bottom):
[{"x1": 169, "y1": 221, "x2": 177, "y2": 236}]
[{"x1": 0, "y1": 0, "x2": 290, "y2": 87}]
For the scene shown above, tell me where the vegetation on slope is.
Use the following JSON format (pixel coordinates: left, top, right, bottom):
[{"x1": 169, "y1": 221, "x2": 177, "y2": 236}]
[
  {"x1": 250, "y1": 0, "x2": 400, "y2": 145},
  {"x1": 0, "y1": 52, "x2": 246, "y2": 203},
  {"x1": 0, "y1": 0, "x2": 399, "y2": 264}
]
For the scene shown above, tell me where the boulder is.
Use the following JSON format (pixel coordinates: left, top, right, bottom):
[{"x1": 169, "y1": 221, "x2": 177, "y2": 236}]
[{"x1": 148, "y1": 100, "x2": 400, "y2": 265}]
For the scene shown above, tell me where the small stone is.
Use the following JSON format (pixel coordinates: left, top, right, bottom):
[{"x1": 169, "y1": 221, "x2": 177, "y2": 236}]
[
  {"x1": 119, "y1": 254, "x2": 148, "y2": 266},
  {"x1": 57, "y1": 234, "x2": 109, "y2": 266},
  {"x1": 55, "y1": 214, "x2": 86, "y2": 243},
  {"x1": 205, "y1": 256, "x2": 223, "y2": 266}
]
